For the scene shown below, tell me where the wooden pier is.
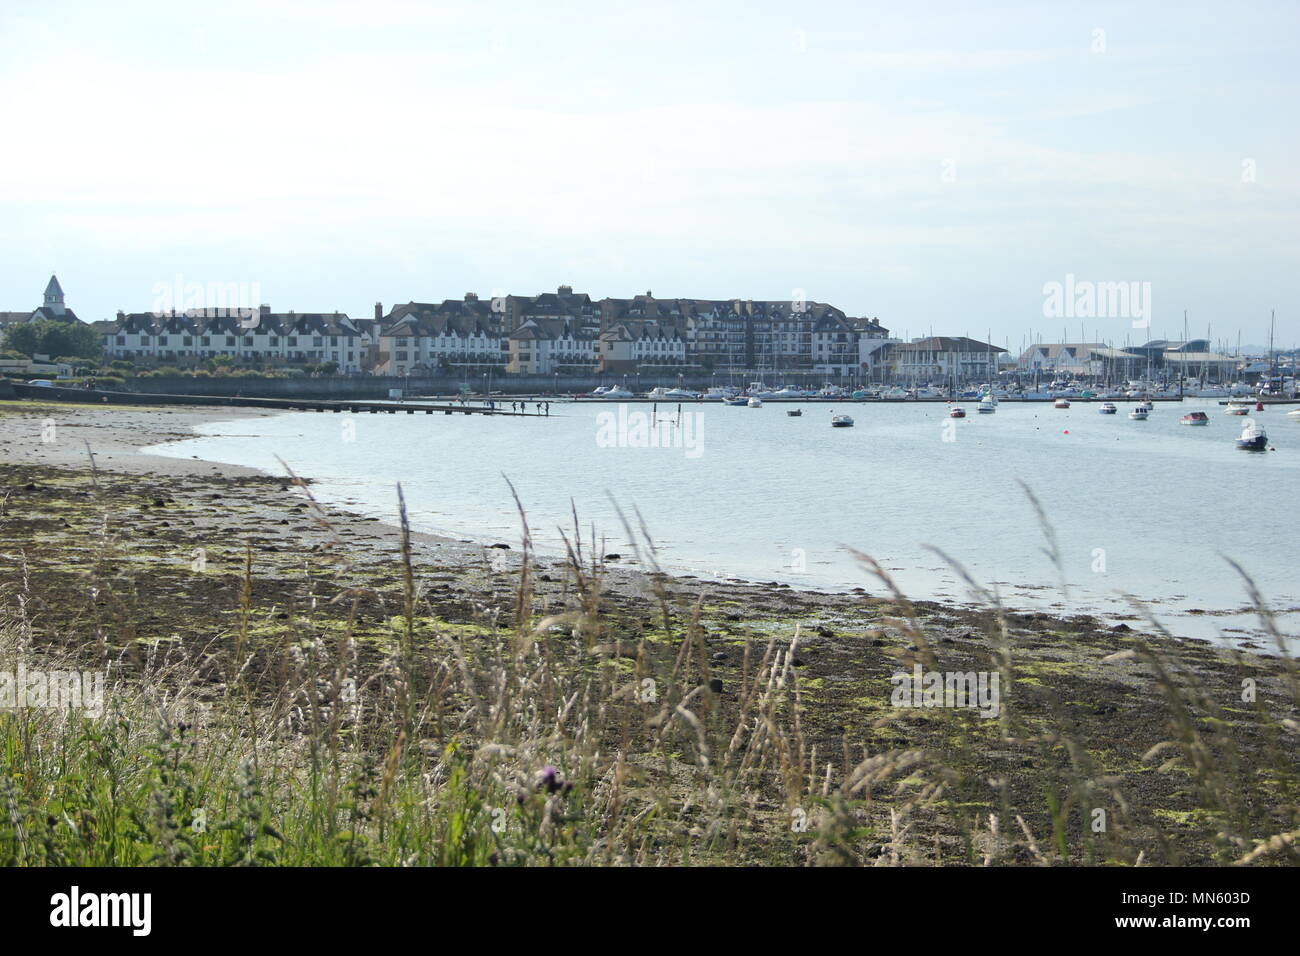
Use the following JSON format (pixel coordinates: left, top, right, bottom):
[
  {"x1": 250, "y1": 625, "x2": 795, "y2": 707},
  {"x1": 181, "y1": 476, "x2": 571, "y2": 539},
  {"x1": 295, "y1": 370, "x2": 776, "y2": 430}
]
[{"x1": 9, "y1": 383, "x2": 541, "y2": 415}]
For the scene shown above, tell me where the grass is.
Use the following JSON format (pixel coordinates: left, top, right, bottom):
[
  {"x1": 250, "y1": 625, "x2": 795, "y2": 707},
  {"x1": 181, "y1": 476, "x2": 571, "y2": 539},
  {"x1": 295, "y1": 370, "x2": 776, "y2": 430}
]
[{"x1": 0, "y1": 457, "x2": 1298, "y2": 866}]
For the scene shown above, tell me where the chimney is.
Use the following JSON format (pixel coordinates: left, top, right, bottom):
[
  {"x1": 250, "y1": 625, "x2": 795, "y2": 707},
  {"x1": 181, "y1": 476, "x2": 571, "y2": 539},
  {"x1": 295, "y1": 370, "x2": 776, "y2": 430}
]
[
  {"x1": 374, "y1": 302, "x2": 383, "y2": 321},
  {"x1": 260, "y1": 304, "x2": 270, "y2": 318},
  {"x1": 465, "y1": 292, "x2": 478, "y2": 302},
  {"x1": 558, "y1": 284, "x2": 572, "y2": 295}
]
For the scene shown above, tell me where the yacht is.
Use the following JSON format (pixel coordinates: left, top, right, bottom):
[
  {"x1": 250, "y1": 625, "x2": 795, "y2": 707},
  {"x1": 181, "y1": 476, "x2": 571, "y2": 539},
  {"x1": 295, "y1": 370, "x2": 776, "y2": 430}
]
[
  {"x1": 747, "y1": 397, "x2": 763, "y2": 408},
  {"x1": 1129, "y1": 407, "x2": 1149, "y2": 420},
  {"x1": 1054, "y1": 398, "x2": 1071, "y2": 409},
  {"x1": 1099, "y1": 402, "x2": 1118, "y2": 414},
  {"x1": 1180, "y1": 411, "x2": 1209, "y2": 425},
  {"x1": 1225, "y1": 402, "x2": 1251, "y2": 416},
  {"x1": 948, "y1": 405, "x2": 966, "y2": 418},
  {"x1": 831, "y1": 414, "x2": 854, "y2": 427},
  {"x1": 977, "y1": 395, "x2": 997, "y2": 414},
  {"x1": 602, "y1": 386, "x2": 634, "y2": 399}
]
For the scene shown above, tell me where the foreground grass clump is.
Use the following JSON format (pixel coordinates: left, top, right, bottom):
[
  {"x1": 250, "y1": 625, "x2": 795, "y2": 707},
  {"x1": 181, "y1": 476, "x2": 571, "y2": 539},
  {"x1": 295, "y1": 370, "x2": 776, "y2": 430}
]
[{"x1": 1, "y1": 461, "x2": 1298, "y2": 866}]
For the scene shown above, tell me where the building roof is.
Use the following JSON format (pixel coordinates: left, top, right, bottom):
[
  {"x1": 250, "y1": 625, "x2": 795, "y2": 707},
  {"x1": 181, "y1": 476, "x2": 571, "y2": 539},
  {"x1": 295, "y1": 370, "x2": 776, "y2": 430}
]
[{"x1": 898, "y1": 336, "x2": 1006, "y2": 353}]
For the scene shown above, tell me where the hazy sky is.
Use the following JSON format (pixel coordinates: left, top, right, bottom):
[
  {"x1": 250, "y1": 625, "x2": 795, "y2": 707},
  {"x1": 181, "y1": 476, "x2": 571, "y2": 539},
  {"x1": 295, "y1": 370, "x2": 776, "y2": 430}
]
[{"x1": 2, "y1": 0, "x2": 1296, "y2": 349}]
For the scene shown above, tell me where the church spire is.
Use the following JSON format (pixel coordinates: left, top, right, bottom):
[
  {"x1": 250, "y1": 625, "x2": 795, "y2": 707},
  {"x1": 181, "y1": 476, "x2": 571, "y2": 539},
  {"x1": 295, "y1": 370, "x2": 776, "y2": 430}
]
[{"x1": 44, "y1": 274, "x2": 66, "y2": 315}]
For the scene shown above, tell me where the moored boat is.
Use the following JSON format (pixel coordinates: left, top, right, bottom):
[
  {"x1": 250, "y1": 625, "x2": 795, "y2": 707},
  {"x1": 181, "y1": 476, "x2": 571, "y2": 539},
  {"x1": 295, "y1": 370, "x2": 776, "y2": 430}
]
[
  {"x1": 1054, "y1": 398, "x2": 1071, "y2": 409},
  {"x1": 746, "y1": 397, "x2": 763, "y2": 408},
  {"x1": 786, "y1": 409, "x2": 802, "y2": 417},
  {"x1": 977, "y1": 395, "x2": 997, "y2": 414},
  {"x1": 1129, "y1": 408, "x2": 1149, "y2": 420},
  {"x1": 1225, "y1": 402, "x2": 1251, "y2": 415},
  {"x1": 1236, "y1": 419, "x2": 1268, "y2": 450},
  {"x1": 1180, "y1": 411, "x2": 1209, "y2": 425},
  {"x1": 948, "y1": 405, "x2": 966, "y2": 418},
  {"x1": 1099, "y1": 402, "x2": 1118, "y2": 414},
  {"x1": 831, "y1": 414, "x2": 854, "y2": 427}
]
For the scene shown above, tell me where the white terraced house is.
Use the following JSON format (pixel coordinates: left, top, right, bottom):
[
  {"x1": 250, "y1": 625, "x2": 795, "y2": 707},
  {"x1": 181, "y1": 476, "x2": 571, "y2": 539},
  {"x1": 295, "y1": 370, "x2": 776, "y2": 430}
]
[
  {"x1": 507, "y1": 318, "x2": 599, "y2": 374},
  {"x1": 100, "y1": 306, "x2": 369, "y2": 371},
  {"x1": 376, "y1": 297, "x2": 506, "y2": 375}
]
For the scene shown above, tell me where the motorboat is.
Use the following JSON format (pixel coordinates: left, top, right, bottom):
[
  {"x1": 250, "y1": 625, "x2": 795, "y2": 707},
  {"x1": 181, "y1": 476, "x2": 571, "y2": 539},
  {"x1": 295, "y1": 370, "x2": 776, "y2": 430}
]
[
  {"x1": 831, "y1": 414, "x2": 854, "y2": 427},
  {"x1": 1180, "y1": 411, "x2": 1209, "y2": 425},
  {"x1": 1099, "y1": 402, "x2": 1118, "y2": 414},
  {"x1": 725, "y1": 396, "x2": 749, "y2": 406},
  {"x1": 787, "y1": 409, "x2": 802, "y2": 417},
  {"x1": 1129, "y1": 408, "x2": 1149, "y2": 420},
  {"x1": 665, "y1": 388, "x2": 698, "y2": 399},
  {"x1": 1236, "y1": 419, "x2": 1268, "y2": 450},
  {"x1": 602, "y1": 386, "x2": 634, "y2": 399},
  {"x1": 747, "y1": 397, "x2": 763, "y2": 408},
  {"x1": 1054, "y1": 398, "x2": 1071, "y2": 409},
  {"x1": 1225, "y1": 402, "x2": 1251, "y2": 415},
  {"x1": 1287, "y1": 409, "x2": 1300, "y2": 420},
  {"x1": 977, "y1": 395, "x2": 997, "y2": 414},
  {"x1": 948, "y1": 405, "x2": 966, "y2": 418}
]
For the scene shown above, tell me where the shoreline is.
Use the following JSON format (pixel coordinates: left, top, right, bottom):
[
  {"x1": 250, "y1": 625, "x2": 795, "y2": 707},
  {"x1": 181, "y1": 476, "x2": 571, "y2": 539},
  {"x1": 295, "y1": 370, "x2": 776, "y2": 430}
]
[
  {"x1": 3, "y1": 397, "x2": 1289, "y2": 654},
  {"x1": 3, "y1": 398, "x2": 1299, "y2": 864}
]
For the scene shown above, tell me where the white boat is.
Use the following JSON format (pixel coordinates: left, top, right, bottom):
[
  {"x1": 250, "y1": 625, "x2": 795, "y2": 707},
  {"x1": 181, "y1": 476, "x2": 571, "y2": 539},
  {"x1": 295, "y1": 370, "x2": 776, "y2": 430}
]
[
  {"x1": 1054, "y1": 398, "x2": 1071, "y2": 409},
  {"x1": 831, "y1": 414, "x2": 854, "y2": 427},
  {"x1": 602, "y1": 386, "x2": 634, "y2": 399},
  {"x1": 1099, "y1": 402, "x2": 1118, "y2": 414},
  {"x1": 1287, "y1": 408, "x2": 1300, "y2": 420},
  {"x1": 1225, "y1": 402, "x2": 1251, "y2": 416},
  {"x1": 665, "y1": 387, "x2": 698, "y2": 399},
  {"x1": 1129, "y1": 408, "x2": 1149, "y2": 420},
  {"x1": 747, "y1": 397, "x2": 763, "y2": 408},
  {"x1": 977, "y1": 395, "x2": 997, "y2": 414},
  {"x1": 1237, "y1": 419, "x2": 1268, "y2": 450}
]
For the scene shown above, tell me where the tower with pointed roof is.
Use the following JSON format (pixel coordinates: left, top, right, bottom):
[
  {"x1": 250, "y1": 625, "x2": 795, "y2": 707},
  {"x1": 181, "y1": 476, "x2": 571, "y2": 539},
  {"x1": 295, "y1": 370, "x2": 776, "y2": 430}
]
[{"x1": 43, "y1": 275, "x2": 66, "y2": 316}]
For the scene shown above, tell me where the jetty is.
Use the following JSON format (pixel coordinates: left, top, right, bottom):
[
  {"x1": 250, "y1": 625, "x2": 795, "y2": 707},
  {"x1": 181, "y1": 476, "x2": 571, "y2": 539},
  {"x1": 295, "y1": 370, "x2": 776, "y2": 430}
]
[{"x1": 7, "y1": 382, "x2": 539, "y2": 415}]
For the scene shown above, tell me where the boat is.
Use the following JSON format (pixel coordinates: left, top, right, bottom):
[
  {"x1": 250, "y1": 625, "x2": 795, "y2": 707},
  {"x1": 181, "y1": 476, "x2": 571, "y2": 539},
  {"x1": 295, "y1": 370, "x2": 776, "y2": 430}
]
[
  {"x1": 1054, "y1": 398, "x2": 1071, "y2": 409},
  {"x1": 1138, "y1": 399, "x2": 1154, "y2": 412},
  {"x1": 1287, "y1": 409, "x2": 1300, "y2": 420},
  {"x1": 1099, "y1": 402, "x2": 1118, "y2": 414},
  {"x1": 786, "y1": 409, "x2": 802, "y2": 417},
  {"x1": 831, "y1": 414, "x2": 854, "y2": 427},
  {"x1": 1129, "y1": 408, "x2": 1149, "y2": 420},
  {"x1": 948, "y1": 406, "x2": 966, "y2": 418},
  {"x1": 1236, "y1": 419, "x2": 1268, "y2": 450},
  {"x1": 602, "y1": 386, "x2": 634, "y2": 399},
  {"x1": 665, "y1": 387, "x2": 698, "y2": 399},
  {"x1": 1180, "y1": 411, "x2": 1209, "y2": 425},
  {"x1": 747, "y1": 397, "x2": 763, "y2": 408},
  {"x1": 724, "y1": 396, "x2": 749, "y2": 406},
  {"x1": 977, "y1": 395, "x2": 997, "y2": 414},
  {"x1": 1225, "y1": 402, "x2": 1251, "y2": 415}
]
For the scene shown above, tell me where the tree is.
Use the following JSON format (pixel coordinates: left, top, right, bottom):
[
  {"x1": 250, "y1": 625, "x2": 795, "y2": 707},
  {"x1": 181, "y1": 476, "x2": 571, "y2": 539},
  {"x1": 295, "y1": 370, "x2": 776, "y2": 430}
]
[{"x1": 2, "y1": 320, "x2": 102, "y2": 361}]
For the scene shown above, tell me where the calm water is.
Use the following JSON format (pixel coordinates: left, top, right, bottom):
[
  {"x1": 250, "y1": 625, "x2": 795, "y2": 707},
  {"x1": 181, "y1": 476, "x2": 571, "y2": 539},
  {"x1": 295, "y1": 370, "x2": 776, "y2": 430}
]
[{"x1": 146, "y1": 398, "x2": 1300, "y2": 649}]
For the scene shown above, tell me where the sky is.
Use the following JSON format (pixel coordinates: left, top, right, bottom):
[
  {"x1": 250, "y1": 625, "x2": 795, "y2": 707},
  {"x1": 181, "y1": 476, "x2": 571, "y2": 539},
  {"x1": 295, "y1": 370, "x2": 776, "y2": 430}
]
[{"x1": 1, "y1": 0, "x2": 1296, "y2": 352}]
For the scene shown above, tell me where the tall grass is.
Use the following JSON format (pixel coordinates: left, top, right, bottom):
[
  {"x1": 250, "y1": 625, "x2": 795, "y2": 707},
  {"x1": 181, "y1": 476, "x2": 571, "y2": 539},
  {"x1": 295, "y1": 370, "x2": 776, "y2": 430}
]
[{"x1": 1, "y1": 473, "x2": 1297, "y2": 866}]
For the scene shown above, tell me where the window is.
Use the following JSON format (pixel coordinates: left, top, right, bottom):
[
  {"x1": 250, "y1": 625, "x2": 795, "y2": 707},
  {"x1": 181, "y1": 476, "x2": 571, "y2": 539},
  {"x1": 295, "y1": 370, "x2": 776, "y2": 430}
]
[
  {"x1": 158, "y1": 336, "x2": 168, "y2": 345},
  {"x1": 183, "y1": 336, "x2": 192, "y2": 346},
  {"x1": 226, "y1": 337, "x2": 236, "y2": 346},
  {"x1": 288, "y1": 337, "x2": 298, "y2": 346},
  {"x1": 200, "y1": 336, "x2": 210, "y2": 346},
  {"x1": 313, "y1": 337, "x2": 323, "y2": 347},
  {"x1": 243, "y1": 337, "x2": 253, "y2": 347},
  {"x1": 270, "y1": 336, "x2": 279, "y2": 346},
  {"x1": 116, "y1": 335, "x2": 125, "y2": 345}
]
